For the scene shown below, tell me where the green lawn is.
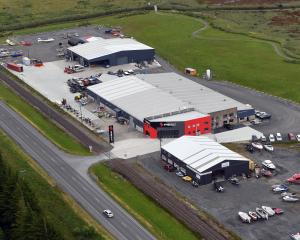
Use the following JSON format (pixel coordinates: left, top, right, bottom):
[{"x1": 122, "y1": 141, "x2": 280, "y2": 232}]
[
  {"x1": 0, "y1": 130, "x2": 106, "y2": 240},
  {"x1": 94, "y1": 12, "x2": 300, "y2": 103},
  {"x1": 91, "y1": 163, "x2": 199, "y2": 240},
  {"x1": 0, "y1": 82, "x2": 90, "y2": 155}
]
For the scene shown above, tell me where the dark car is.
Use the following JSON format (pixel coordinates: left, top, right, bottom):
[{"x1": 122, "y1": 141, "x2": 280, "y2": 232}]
[
  {"x1": 228, "y1": 177, "x2": 240, "y2": 185},
  {"x1": 224, "y1": 123, "x2": 234, "y2": 130},
  {"x1": 246, "y1": 144, "x2": 254, "y2": 153},
  {"x1": 214, "y1": 182, "x2": 224, "y2": 192},
  {"x1": 192, "y1": 180, "x2": 199, "y2": 188},
  {"x1": 288, "y1": 133, "x2": 296, "y2": 141},
  {"x1": 258, "y1": 113, "x2": 271, "y2": 120},
  {"x1": 164, "y1": 164, "x2": 175, "y2": 172}
]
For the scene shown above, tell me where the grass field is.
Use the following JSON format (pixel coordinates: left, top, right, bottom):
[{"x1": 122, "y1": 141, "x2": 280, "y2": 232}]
[
  {"x1": 93, "y1": 12, "x2": 300, "y2": 103},
  {"x1": 0, "y1": 82, "x2": 90, "y2": 155},
  {"x1": 90, "y1": 163, "x2": 199, "y2": 240},
  {"x1": 201, "y1": 10, "x2": 300, "y2": 57},
  {"x1": 0, "y1": 0, "x2": 201, "y2": 30},
  {"x1": 0, "y1": 130, "x2": 108, "y2": 240}
]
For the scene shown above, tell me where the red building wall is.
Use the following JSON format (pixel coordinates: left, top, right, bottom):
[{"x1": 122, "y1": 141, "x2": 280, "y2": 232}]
[
  {"x1": 184, "y1": 116, "x2": 211, "y2": 136},
  {"x1": 144, "y1": 122, "x2": 157, "y2": 138}
]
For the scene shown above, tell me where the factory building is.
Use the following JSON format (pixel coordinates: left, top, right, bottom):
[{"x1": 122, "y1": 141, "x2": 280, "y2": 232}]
[
  {"x1": 161, "y1": 136, "x2": 250, "y2": 185},
  {"x1": 139, "y1": 73, "x2": 255, "y2": 128},
  {"x1": 67, "y1": 38, "x2": 155, "y2": 67},
  {"x1": 87, "y1": 72, "x2": 254, "y2": 138}
]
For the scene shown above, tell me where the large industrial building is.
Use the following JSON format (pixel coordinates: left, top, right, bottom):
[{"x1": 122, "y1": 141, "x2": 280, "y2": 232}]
[
  {"x1": 139, "y1": 73, "x2": 255, "y2": 127},
  {"x1": 161, "y1": 136, "x2": 250, "y2": 185},
  {"x1": 67, "y1": 38, "x2": 155, "y2": 66},
  {"x1": 87, "y1": 75, "x2": 212, "y2": 138},
  {"x1": 87, "y1": 72, "x2": 254, "y2": 138}
]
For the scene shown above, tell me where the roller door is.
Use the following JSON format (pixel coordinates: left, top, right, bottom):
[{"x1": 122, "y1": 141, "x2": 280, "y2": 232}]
[{"x1": 117, "y1": 56, "x2": 128, "y2": 65}]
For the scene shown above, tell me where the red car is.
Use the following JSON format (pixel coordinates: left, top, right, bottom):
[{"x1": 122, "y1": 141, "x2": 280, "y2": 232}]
[
  {"x1": 261, "y1": 168, "x2": 272, "y2": 177},
  {"x1": 288, "y1": 133, "x2": 296, "y2": 141},
  {"x1": 287, "y1": 173, "x2": 300, "y2": 184},
  {"x1": 272, "y1": 208, "x2": 284, "y2": 215},
  {"x1": 19, "y1": 41, "x2": 32, "y2": 46},
  {"x1": 164, "y1": 164, "x2": 175, "y2": 172}
]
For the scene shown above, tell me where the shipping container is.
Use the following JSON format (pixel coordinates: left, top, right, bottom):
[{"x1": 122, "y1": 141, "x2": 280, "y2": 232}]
[{"x1": 7, "y1": 62, "x2": 23, "y2": 72}]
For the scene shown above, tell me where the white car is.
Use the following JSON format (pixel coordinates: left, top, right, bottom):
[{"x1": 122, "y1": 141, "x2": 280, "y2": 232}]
[
  {"x1": 251, "y1": 142, "x2": 263, "y2": 150},
  {"x1": 269, "y1": 134, "x2": 275, "y2": 142},
  {"x1": 276, "y1": 133, "x2": 282, "y2": 141},
  {"x1": 103, "y1": 209, "x2": 114, "y2": 218},
  {"x1": 296, "y1": 134, "x2": 300, "y2": 142},
  {"x1": 261, "y1": 135, "x2": 267, "y2": 142},
  {"x1": 37, "y1": 37, "x2": 55, "y2": 43},
  {"x1": 262, "y1": 160, "x2": 276, "y2": 170},
  {"x1": 262, "y1": 206, "x2": 275, "y2": 216},
  {"x1": 264, "y1": 144, "x2": 274, "y2": 152}
]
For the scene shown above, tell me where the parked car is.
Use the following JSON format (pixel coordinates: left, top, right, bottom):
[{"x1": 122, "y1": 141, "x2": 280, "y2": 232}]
[
  {"x1": 103, "y1": 209, "x2": 113, "y2": 218},
  {"x1": 164, "y1": 164, "x2": 175, "y2": 172},
  {"x1": 276, "y1": 133, "x2": 282, "y2": 141},
  {"x1": 272, "y1": 184, "x2": 288, "y2": 192},
  {"x1": 251, "y1": 142, "x2": 263, "y2": 150},
  {"x1": 192, "y1": 180, "x2": 199, "y2": 187},
  {"x1": 213, "y1": 182, "x2": 224, "y2": 192},
  {"x1": 296, "y1": 134, "x2": 300, "y2": 142},
  {"x1": 262, "y1": 160, "x2": 276, "y2": 170},
  {"x1": 264, "y1": 144, "x2": 274, "y2": 152},
  {"x1": 261, "y1": 135, "x2": 267, "y2": 142},
  {"x1": 272, "y1": 207, "x2": 284, "y2": 215},
  {"x1": 258, "y1": 112, "x2": 271, "y2": 120},
  {"x1": 246, "y1": 144, "x2": 254, "y2": 153},
  {"x1": 224, "y1": 123, "x2": 234, "y2": 130},
  {"x1": 182, "y1": 176, "x2": 192, "y2": 182},
  {"x1": 287, "y1": 173, "x2": 300, "y2": 184},
  {"x1": 228, "y1": 177, "x2": 240, "y2": 185},
  {"x1": 176, "y1": 171, "x2": 185, "y2": 177},
  {"x1": 269, "y1": 134, "x2": 275, "y2": 142},
  {"x1": 288, "y1": 133, "x2": 296, "y2": 141},
  {"x1": 261, "y1": 168, "x2": 272, "y2": 177}
]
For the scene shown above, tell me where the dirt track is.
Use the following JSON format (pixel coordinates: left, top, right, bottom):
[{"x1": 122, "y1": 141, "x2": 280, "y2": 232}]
[
  {"x1": 0, "y1": 69, "x2": 110, "y2": 153},
  {"x1": 109, "y1": 160, "x2": 231, "y2": 240}
]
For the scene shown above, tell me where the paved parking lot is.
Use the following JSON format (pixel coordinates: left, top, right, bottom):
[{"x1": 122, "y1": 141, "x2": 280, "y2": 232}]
[
  {"x1": 0, "y1": 26, "x2": 111, "y2": 63},
  {"x1": 138, "y1": 146, "x2": 300, "y2": 240}
]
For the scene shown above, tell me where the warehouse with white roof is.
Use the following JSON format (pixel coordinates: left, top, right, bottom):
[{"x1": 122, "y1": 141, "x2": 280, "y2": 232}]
[
  {"x1": 87, "y1": 75, "x2": 212, "y2": 138},
  {"x1": 67, "y1": 38, "x2": 155, "y2": 66},
  {"x1": 139, "y1": 72, "x2": 255, "y2": 128},
  {"x1": 161, "y1": 136, "x2": 250, "y2": 185}
]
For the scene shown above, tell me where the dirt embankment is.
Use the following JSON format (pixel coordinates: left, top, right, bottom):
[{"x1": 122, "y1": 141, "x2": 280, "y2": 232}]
[
  {"x1": 270, "y1": 10, "x2": 300, "y2": 26},
  {"x1": 204, "y1": 0, "x2": 293, "y2": 5}
]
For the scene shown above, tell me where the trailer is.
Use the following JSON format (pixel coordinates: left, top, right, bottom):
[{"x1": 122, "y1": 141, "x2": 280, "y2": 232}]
[{"x1": 7, "y1": 62, "x2": 23, "y2": 72}]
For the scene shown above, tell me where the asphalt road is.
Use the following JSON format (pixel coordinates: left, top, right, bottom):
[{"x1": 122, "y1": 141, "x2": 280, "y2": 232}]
[{"x1": 0, "y1": 101, "x2": 155, "y2": 240}]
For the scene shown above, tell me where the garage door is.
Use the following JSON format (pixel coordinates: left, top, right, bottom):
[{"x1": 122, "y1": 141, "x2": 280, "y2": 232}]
[{"x1": 117, "y1": 56, "x2": 128, "y2": 65}]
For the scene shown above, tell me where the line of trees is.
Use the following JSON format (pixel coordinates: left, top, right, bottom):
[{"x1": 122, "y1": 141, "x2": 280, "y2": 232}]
[{"x1": 0, "y1": 153, "x2": 62, "y2": 240}]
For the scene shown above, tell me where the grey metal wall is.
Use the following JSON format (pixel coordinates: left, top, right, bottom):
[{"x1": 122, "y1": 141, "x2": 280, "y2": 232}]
[
  {"x1": 86, "y1": 89, "x2": 144, "y2": 128},
  {"x1": 161, "y1": 149, "x2": 249, "y2": 185},
  {"x1": 68, "y1": 48, "x2": 155, "y2": 66}
]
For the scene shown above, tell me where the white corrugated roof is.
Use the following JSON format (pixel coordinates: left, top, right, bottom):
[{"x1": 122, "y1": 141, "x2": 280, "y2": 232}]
[
  {"x1": 162, "y1": 136, "x2": 249, "y2": 173},
  {"x1": 139, "y1": 73, "x2": 250, "y2": 113},
  {"x1": 68, "y1": 38, "x2": 154, "y2": 60},
  {"x1": 150, "y1": 111, "x2": 208, "y2": 122},
  {"x1": 87, "y1": 76, "x2": 191, "y2": 122}
]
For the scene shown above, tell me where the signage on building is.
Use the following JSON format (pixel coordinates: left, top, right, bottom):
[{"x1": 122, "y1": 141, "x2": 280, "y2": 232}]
[
  {"x1": 160, "y1": 122, "x2": 176, "y2": 127},
  {"x1": 221, "y1": 162, "x2": 230, "y2": 168},
  {"x1": 108, "y1": 125, "x2": 114, "y2": 143}
]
